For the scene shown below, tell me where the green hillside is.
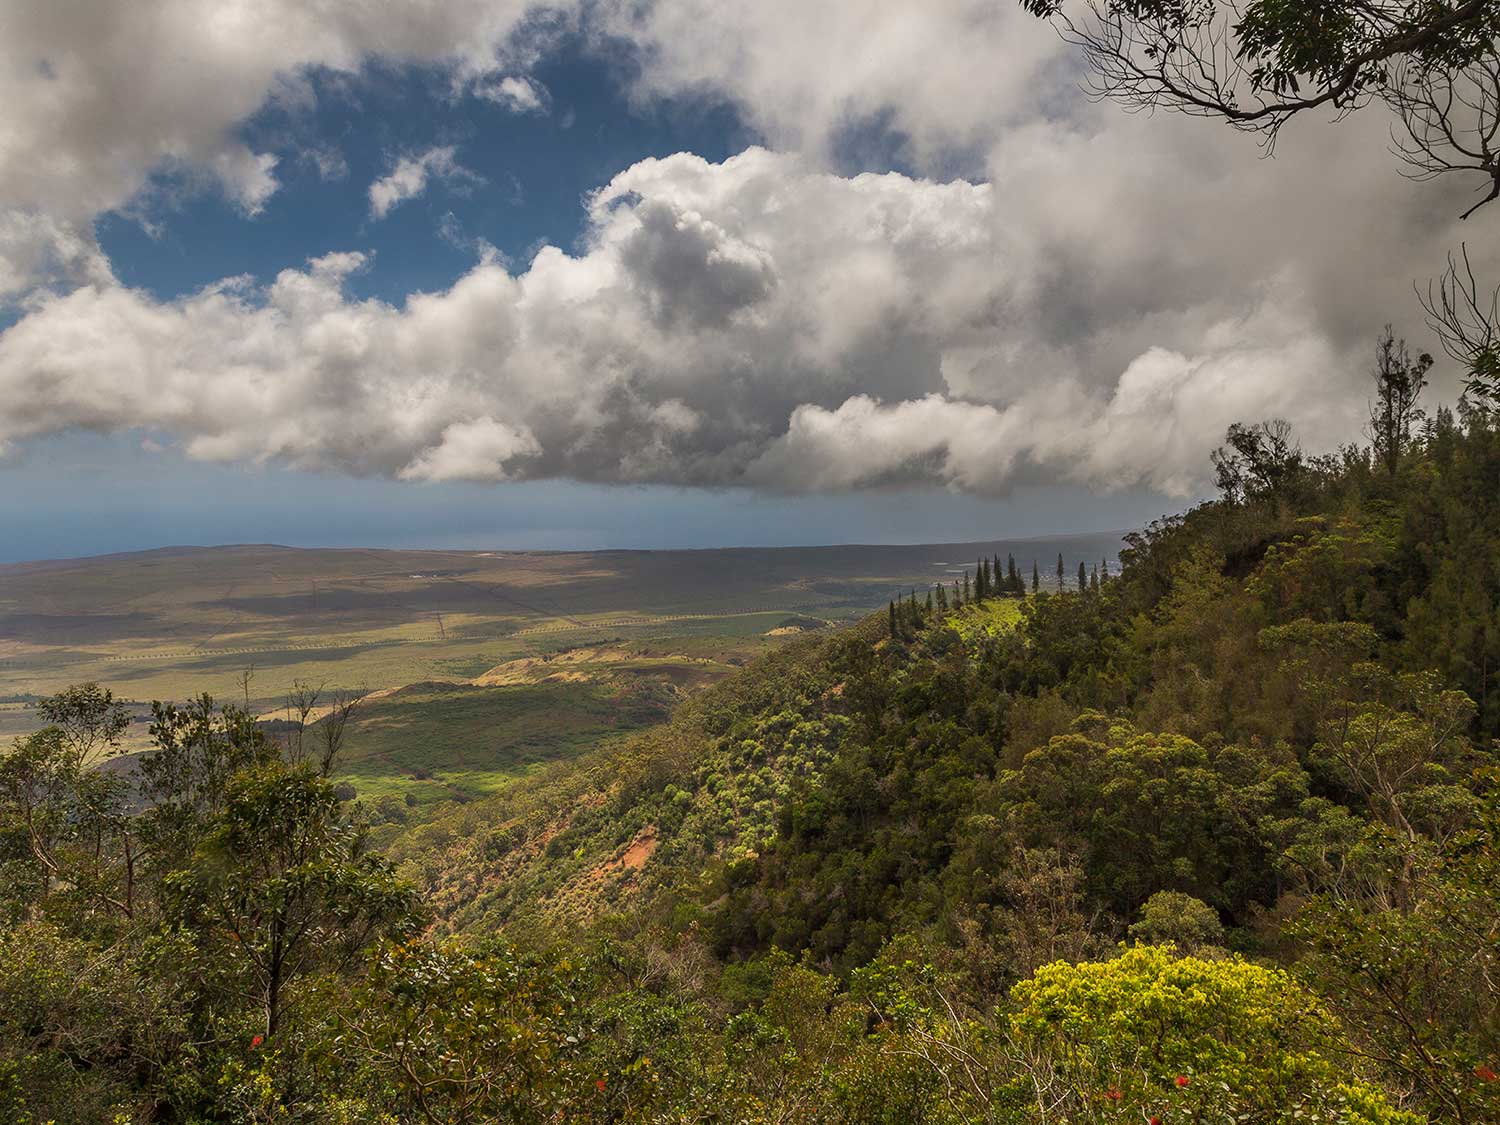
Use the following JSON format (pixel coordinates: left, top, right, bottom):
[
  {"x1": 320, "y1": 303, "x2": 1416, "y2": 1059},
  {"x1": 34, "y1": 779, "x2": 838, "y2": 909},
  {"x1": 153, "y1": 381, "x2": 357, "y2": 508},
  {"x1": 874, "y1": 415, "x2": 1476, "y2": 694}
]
[{"x1": 6, "y1": 410, "x2": 1500, "y2": 1121}]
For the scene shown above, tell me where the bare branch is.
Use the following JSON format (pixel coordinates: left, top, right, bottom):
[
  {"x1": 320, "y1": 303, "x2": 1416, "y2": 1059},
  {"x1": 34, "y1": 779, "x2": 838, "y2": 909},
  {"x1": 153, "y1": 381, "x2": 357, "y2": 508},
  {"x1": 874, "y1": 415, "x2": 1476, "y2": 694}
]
[
  {"x1": 1035, "y1": 0, "x2": 1500, "y2": 213},
  {"x1": 1420, "y1": 243, "x2": 1500, "y2": 398},
  {"x1": 1388, "y1": 59, "x2": 1500, "y2": 217}
]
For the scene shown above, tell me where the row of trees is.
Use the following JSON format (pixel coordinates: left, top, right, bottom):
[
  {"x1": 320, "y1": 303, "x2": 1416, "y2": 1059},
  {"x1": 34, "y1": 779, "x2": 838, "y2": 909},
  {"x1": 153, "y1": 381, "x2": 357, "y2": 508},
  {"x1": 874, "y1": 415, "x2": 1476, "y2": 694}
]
[{"x1": 890, "y1": 554, "x2": 1119, "y2": 639}]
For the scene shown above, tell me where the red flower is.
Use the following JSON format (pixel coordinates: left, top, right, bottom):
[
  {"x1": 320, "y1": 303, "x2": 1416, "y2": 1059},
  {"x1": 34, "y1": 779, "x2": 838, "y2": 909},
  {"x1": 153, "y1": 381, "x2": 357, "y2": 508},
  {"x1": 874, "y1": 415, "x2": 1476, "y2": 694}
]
[
  {"x1": 1104, "y1": 1087, "x2": 1122, "y2": 1101},
  {"x1": 596, "y1": 1078, "x2": 607, "y2": 1092},
  {"x1": 1477, "y1": 1064, "x2": 1499, "y2": 1082},
  {"x1": 1150, "y1": 1118, "x2": 1161, "y2": 1125},
  {"x1": 250, "y1": 1034, "x2": 264, "y2": 1049},
  {"x1": 1174, "y1": 1075, "x2": 1190, "y2": 1088}
]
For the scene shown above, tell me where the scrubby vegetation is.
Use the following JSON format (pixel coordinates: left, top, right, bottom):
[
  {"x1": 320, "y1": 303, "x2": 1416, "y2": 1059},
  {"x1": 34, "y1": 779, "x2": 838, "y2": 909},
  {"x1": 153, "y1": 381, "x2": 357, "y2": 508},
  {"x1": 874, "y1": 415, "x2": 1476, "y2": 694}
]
[{"x1": 8, "y1": 394, "x2": 1500, "y2": 1121}]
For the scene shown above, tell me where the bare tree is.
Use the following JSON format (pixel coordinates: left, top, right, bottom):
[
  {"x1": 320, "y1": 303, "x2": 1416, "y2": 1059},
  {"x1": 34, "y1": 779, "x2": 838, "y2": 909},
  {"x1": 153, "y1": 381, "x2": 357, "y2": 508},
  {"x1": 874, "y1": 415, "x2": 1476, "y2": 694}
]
[
  {"x1": 1421, "y1": 243, "x2": 1500, "y2": 398},
  {"x1": 283, "y1": 680, "x2": 367, "y2": 777}
]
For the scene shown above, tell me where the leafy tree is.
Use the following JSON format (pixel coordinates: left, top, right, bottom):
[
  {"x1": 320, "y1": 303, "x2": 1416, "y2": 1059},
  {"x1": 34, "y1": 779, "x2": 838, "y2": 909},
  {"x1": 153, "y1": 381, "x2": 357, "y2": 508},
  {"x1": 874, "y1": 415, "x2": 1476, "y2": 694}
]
[
  {"x1": 0, "y1": 685, "x2": 134, "y2": 918},
  {"x1": 1012, "y1": 944, "x2": 1418, "y2": 1124},
  {"x1": 165, "y1": 762, "x2": 420, "y2": 1038},
  {"x1": 1314, "y1": 669, "x2": 1477, "y2": 846},
  {"x1": 1212, "y1": 419, "x2": 1305, "y2": 503},
  {"x1": 339, "y1": 939, "x2": 590, "y2": 1124},
  {"x1": 36, "y1": 682, "x2": 129, "y2": 767},
  {"x1": 0, "y1": 921, "x2": 194, "y2": 1124},
  {"x1": 1128, "y1": 890, "x2": 1225, "y2": 952},
  {"x1": 1370, "y1": 326, "x2": 1433, "y2": 476},
  {"x1": 1287, "y1": 770, "x2": 1500, "y2": 1124},
  {"x1": 1248, "y1": 516, "x2": 1395, "y2": 626},
  {"x1": 1001, "y1": 724, "x2": 1308, "y2": 917}
]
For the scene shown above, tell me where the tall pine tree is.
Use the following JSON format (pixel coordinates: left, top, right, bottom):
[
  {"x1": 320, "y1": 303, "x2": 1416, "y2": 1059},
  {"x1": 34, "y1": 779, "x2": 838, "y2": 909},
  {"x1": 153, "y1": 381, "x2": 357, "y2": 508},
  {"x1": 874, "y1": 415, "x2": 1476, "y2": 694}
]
[
  {"x1": 1032, "y1": 559, "x2": 1040, "y2": 594},
  {"x1": 1078, "y1": 560, "x2": 1088, "y2": 591},
  {"x1": 1056, "y1": 553, "x2": 1065, "y2": 590}
]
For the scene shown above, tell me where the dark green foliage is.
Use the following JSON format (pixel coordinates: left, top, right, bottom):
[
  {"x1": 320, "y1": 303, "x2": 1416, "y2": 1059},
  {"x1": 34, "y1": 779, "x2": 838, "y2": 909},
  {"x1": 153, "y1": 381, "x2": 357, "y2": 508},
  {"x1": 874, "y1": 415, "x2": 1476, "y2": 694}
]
[
  {"x1": 1128, "y1": 890, "x2": 1226, "y2": 951},
  {"x1": 165, "y1": 761, "x2": 420, "y2": 1036},
  {"x1": 1371, "y1": 327, "x2": 1432, "y2": 476}
]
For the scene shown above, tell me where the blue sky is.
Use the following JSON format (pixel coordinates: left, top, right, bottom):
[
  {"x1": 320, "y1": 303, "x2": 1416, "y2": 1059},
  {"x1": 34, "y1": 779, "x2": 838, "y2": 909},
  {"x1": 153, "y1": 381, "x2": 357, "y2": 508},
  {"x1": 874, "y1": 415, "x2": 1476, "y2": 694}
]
[
  {"x1": 97, "y1": 44, "x2": 753, "y2": 304},
  {"x1": 0, "y1": 2, "x2": 1484, "y2": 563}
]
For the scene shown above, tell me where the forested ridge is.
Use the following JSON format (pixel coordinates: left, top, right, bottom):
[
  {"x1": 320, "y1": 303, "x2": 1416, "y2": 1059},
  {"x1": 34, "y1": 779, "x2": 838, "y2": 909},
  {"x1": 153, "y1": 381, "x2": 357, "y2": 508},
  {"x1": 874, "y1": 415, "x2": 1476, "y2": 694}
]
[{"x1": 7, "y1": 397, "x2": 1500, "y2": 1122}]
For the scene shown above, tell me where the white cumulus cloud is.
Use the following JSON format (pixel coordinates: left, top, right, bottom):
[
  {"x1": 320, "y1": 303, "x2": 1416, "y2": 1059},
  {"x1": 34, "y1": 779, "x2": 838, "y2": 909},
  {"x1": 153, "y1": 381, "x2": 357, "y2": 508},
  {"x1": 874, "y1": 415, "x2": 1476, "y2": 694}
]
[
  {"x1": 368, "y1": 146, "x2": 481, "y2": 220},
  {"x1": 0, "y1": 145, "x2": 1446, "y2": 497},
  {"x1": 474, "y1": 75, "x2": 550, "y2": 113},
  {"x1": 398, "y1": 417, "x2": 542, "y2": 481}
]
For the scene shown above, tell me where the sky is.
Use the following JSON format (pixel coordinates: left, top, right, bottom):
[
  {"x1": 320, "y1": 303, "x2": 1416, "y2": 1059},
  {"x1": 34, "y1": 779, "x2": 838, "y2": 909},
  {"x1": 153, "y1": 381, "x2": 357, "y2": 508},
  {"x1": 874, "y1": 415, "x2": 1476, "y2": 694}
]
[{"x1": 1, "y1": 1, "x2": 1496, "y2": 563}]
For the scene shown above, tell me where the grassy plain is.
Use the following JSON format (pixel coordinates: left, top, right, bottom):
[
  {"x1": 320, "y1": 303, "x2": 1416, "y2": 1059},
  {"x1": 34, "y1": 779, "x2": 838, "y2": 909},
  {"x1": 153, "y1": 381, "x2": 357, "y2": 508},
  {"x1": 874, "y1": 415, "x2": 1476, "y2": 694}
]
[{"x1": 0, "y1": 535, "x2": 1123, "y2": 801}]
